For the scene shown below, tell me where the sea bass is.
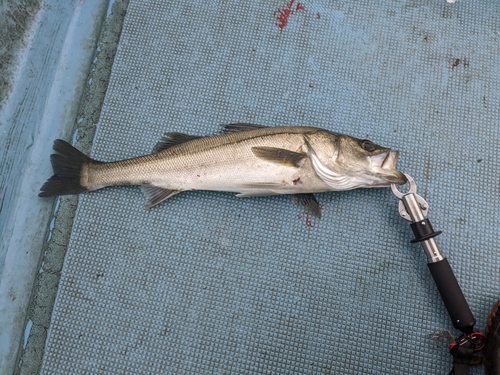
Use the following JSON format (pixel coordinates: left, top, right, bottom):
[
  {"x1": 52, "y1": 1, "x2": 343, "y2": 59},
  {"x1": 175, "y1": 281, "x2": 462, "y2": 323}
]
[{"x1": 39, "y1": 124, "x2": 407, "y2": 213}]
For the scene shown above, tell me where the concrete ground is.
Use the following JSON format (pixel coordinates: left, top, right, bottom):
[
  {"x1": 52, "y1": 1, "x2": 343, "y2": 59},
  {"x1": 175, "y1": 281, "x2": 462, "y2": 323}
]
[{"x1": 0, "y1": 1, "x2": 128, "y2": 373}]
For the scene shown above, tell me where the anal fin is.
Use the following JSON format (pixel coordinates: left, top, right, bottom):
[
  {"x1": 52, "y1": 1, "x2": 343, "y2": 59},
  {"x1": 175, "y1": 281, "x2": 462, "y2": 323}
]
[{"x1": 141, "y1": 185, "x2": 182, "y2": 207}]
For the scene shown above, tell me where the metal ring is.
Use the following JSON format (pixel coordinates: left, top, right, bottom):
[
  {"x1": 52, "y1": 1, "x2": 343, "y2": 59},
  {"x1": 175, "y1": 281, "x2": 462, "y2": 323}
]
[{"x1": 390, "y1": 173, "x2": 416, "y2": 198}]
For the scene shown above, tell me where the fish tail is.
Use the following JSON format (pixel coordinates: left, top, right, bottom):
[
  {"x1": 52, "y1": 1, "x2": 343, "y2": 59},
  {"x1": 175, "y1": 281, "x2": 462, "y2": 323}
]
[{"x1": 39, "y1": 140, "x2": 95, "y2": 197}]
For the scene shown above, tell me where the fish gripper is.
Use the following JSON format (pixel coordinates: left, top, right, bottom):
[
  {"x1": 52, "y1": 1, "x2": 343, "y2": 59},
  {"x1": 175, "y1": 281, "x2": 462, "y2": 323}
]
[{"x1": 391, "y1": 174, "x2": 489, "y2": 375}]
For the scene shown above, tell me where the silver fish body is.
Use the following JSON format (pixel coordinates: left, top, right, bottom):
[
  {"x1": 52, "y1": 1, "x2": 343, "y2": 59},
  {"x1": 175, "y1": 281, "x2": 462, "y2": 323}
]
[{"x1": 40, "y1": 124, "x2": 407, "y2": 207}]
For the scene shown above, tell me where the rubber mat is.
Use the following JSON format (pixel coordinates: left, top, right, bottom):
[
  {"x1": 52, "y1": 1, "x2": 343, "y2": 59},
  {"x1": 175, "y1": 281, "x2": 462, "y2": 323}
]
[{"x1": 40, "y1": 1, "x2": 500, "y2": 373}]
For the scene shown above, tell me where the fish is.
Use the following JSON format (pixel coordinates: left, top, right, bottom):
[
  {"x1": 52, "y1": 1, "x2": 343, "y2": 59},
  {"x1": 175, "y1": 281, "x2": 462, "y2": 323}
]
[{"x1": 39, "y1": 124, "x2": 407, "y2": 216}]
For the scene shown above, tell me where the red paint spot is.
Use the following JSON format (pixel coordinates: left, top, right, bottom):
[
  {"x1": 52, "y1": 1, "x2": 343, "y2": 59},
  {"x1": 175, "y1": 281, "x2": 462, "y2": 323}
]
[
  {"x1": 316, "y1": 12, "x2": 321, "y2": 19},
  {"x1": 292, "y1": 178, "x2": 301, "y2": 185},
  {"x1": 275, "y1": 0, "x2": 305, "y2": 30}
]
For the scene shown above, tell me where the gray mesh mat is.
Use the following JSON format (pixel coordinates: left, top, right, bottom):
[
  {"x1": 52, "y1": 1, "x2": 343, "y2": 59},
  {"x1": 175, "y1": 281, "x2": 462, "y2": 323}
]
[{"x1": 41, "y1": 1, "x2": 500, "y2": 374}]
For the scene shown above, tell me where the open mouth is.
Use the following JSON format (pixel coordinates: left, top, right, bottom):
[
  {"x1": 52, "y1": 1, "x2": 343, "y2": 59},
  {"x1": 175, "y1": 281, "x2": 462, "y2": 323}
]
[
  {"x1": 369, "y1": 150, "x2": 407, "y2": 185},
  {"x1": 381, "y1": 151, "x2": 399, "y2": 170},
  {"x1": 370, "y1": 151, "x2": 398, "y2": 169}
]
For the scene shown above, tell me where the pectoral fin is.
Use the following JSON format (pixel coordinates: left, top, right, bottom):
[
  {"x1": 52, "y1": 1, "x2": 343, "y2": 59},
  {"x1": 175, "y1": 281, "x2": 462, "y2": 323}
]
[
  {"x1": 251, "y1": 147, "x2": 306, "y2": 168},
  {"x1": 141, "y1": 185, "x2": 182, "y2": 207}
]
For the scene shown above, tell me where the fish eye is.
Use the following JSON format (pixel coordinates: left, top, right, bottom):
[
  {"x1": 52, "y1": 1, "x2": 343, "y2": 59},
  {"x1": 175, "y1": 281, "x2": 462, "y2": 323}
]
[{"x1": 361, "y1": 140, "x2": 375, "y2": 152}]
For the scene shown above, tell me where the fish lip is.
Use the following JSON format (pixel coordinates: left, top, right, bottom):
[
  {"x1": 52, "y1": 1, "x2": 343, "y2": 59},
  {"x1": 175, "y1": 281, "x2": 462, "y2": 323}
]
[
  {"x1": 373, "y1": 171, "x2": 407, "y2": 186},
  {"x1": 392, "y1": 170, "x2": 408, "y2": 184}
]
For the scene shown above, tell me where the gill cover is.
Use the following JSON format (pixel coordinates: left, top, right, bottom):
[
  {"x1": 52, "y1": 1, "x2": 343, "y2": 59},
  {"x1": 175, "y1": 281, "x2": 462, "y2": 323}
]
[{"x1": 307, "y1": 146, "x2": 374, "y2": 190}]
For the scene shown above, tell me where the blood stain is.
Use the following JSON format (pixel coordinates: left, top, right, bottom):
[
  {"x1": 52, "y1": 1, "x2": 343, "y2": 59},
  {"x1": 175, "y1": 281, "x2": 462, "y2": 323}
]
[
  {"x1": 274, "y1": 0, "x2": 295, "y2": 30},
  {"x1": 293, "y1": 178, "x2": 301, "y2": 185},
  {"x1": 317, "y1": 12, "x2": 321, "y2": 19},
  {"x1": 304, "y1": 212, "x2": 313, "y2": 227},
  {"x1": 297, "y1": 211, "x2": 314, "y2": 227},
  {"x1": 274, "y1": 0, "x2": 305, "y2": 30},
  {"x1": 309, "y1": 84, "x2": 313, "y2": 88}
]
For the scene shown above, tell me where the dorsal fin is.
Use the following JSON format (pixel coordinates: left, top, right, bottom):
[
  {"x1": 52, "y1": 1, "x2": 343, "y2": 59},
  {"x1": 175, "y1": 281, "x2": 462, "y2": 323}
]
[
  {"x1": 222, "y1": 123, "x2": 269, "y2": 133},
  {"x1": 153, "y1": 133, "x2": 203, "y2": 153}
]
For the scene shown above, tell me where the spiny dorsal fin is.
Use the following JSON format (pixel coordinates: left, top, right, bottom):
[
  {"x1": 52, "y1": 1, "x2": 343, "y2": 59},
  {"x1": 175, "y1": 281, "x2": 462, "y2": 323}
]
[
  {"x1": 153, "y1": 133, "x2": 203, "y2": 153},
  {"x1": 251, "y1": 146, "x2": 307, "y2": 168},
  {"x1": 222, "y1": 123, "x2": 269, "y2": 133},
  {"x1": 140, "y1": 185, "x2": 182, "y2": 207}
]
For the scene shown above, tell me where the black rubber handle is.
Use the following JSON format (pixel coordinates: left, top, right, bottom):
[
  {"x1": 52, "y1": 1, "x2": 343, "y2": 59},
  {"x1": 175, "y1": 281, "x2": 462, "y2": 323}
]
[{"x1": 428, "y1": 259, "x2": 476, "y2": 333}]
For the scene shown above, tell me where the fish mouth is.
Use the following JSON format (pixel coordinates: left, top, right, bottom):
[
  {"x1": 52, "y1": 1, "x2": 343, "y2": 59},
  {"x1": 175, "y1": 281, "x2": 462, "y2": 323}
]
[
  {"x1": 370, "y1": 150, "x2": 407, "y2": 186},
  {"x1": 381, "y1": 150, "x2": 398, "y2": 170}
]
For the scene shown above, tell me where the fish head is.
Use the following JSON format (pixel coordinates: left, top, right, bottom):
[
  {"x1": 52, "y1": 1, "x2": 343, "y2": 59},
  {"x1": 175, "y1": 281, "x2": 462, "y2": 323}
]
[
  {"x1": 338, "y1": 136, "x2": 407, "y2": 186},
  {"x1": 307, "y1": 132, "x2": 407, "y2": 190}
]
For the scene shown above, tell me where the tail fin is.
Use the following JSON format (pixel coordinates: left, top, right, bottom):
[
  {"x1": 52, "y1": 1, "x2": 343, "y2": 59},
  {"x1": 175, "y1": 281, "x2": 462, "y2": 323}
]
[{"x1": 39, "y1": 140, "x2": 95, "y2": 197}]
